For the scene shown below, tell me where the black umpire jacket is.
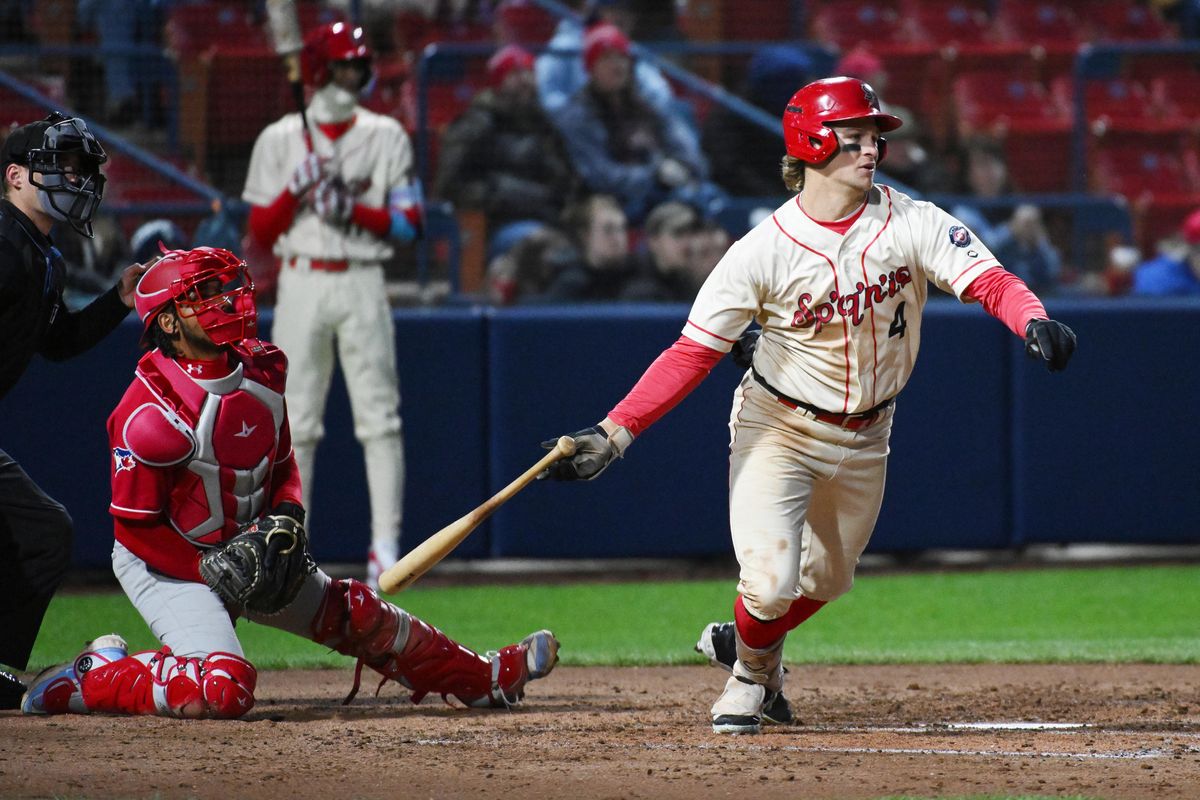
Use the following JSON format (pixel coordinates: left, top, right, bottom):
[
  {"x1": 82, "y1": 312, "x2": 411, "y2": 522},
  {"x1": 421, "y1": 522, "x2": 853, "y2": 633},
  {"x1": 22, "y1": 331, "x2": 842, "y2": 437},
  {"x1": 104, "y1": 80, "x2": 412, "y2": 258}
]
[{"x1": 0, "y1": 199, "x2": 130, "y2": 401}]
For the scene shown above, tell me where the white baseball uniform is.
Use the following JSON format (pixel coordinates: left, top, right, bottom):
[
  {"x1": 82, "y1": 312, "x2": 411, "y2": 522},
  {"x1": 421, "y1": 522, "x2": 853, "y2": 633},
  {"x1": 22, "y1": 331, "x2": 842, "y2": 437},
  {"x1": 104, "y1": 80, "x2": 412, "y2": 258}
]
[
  {"x1": 683, "y1": 184, "x2": 999, "y2": 617},
  {"x1": 242, "y1": 107, "x2": 410, "y2": 576}
]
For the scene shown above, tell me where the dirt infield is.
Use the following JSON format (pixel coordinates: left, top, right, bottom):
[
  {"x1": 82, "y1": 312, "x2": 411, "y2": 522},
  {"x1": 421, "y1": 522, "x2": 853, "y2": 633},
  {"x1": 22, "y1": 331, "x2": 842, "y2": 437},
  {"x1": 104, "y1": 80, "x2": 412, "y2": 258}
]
[{"x1": 2, "y1": 663, "x2": 1197, "y2": 799}]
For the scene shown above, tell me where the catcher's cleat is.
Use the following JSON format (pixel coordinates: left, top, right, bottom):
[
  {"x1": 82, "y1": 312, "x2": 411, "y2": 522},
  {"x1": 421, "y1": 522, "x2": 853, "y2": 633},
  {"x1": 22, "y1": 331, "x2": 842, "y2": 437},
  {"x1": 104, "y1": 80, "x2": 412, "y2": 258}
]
[
  {"x1": 521, "y1": 629, "x2": 560, "y2": 680},
  {"x1": 710, "y1": 674, "x2": 765, "y2": 735},
  {"x1": 0, "y1": 668, "x2": 25, "y2": 710},
  {"x1": 471, "y1": 629, "x2": 560, "y2": 709},
  {"x1": 21, "y1": 634, "x2": 127, "y2": 715},
  {"x1": 696, "y1": 622, "x2": 793, "y2": 725}
]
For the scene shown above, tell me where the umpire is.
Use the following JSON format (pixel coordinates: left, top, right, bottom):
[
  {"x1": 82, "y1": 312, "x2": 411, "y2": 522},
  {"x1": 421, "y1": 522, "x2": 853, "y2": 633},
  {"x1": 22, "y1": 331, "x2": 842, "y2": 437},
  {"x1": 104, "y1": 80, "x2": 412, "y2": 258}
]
[{"x1": 0, "y1": 113, "x2": 147, "y2": 707}]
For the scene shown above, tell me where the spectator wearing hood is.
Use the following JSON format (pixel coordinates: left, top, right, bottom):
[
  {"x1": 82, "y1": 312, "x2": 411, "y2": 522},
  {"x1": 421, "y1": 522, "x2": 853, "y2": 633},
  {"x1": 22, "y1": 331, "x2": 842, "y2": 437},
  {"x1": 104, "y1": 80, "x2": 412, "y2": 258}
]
[
  {"x1": 1133, "y1": 208, "x2": 1200, "y2": 296},
  {"x1": 435, "y1": 44, "x2": 579, "y2": 239}
]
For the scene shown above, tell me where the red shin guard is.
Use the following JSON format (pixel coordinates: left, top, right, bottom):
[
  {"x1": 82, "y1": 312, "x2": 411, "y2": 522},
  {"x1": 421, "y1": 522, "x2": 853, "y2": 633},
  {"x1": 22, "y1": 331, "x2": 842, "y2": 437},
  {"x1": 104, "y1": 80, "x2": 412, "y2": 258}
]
[
  {"x1": 81, "y1": 649, "x2": 256, "y2": 719},
  {"x1": 734, "y1": 594, "x2": 827, "y2": 649}
]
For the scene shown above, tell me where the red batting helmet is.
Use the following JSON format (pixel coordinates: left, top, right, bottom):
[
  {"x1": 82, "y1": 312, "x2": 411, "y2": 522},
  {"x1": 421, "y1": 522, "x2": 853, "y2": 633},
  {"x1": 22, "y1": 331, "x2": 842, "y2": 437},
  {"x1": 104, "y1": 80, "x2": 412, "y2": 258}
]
[
  {"x1": 782, "y1": 77, "x2": 903, "y2": 164},
  {"x1": 135, "y1": 247, "x2": 257, "y2": 348},
  {"x1": 300, "y1": 22, "x2": 372, "y2": 89}
]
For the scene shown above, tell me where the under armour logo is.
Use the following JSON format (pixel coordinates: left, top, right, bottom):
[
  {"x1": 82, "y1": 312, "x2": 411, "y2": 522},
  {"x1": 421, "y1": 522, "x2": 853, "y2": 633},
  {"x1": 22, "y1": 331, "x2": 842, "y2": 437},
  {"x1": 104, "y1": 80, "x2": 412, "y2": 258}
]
[
  {"x1": 186, "y1": 364, "x2": 203, "y2": 375},
  {"x1": 234, "y1": 421, "x2": 257, "y2": 438}
]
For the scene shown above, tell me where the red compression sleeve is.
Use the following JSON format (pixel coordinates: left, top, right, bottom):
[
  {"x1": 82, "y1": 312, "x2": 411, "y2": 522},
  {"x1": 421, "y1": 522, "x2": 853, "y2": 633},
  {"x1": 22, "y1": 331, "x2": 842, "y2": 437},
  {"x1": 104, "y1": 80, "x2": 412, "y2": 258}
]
[
  {"x1": 351, "y1": 204, "x2": 391, "y2": 238},
  {"x1": 963, "y1": 266, "x2": 1048, "y2": 338},
  {"x1": 247, "y1": 188, "x2": 301, "y2": 249},
  {"x1": 607, "y1": 336, "x2": 724, "y2": 436}
]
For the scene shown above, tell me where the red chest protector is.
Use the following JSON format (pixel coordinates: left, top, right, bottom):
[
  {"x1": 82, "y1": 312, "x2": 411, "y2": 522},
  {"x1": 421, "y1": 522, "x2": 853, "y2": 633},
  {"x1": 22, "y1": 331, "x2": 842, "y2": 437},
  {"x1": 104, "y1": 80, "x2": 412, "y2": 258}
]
[{"x1": 125, "y1": 342, "x2": 288, "y2": 545}]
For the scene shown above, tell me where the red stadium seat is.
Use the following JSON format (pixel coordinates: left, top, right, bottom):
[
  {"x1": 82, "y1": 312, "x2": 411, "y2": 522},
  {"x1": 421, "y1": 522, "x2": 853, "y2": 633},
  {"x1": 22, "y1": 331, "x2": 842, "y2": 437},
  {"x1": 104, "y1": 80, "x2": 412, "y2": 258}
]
[
  {"x1": 1002, "y1": 122, "x2": 1074, "y2": 192},
  {"x1": 1151, "y1": 71, "x2": 1200, "y2": 124},
  {"x1": 165, "y1": 3, "x2": 267, "y2": 57},
  {"x1": 102, "y1": 155, "x2": 202, "y2": 206},
  {"x1": 495, "y1": 0, "x2": 558, "y2": 45},
  {"x1": 1052, "y1": 76, "x2": 1189, "y2": 136},
  {"x1": 913, "y1": 3, "x2": 996, "y2": 45},
  {"x1": 994, "y1": 1, "x2": 1082, "y2": 77},
  {"x1": 811, "y1": 2, "x2": 925, "y2": 49},
  {"x1": 1085, "y1": 0, "x2": 1176, "y2": 42},
  {"x1": 722, "y1": 0, "x2": 797, "y2": 41},
  {"x1": 952, "y1": 73, "x2": 1068, "y2": 134}
]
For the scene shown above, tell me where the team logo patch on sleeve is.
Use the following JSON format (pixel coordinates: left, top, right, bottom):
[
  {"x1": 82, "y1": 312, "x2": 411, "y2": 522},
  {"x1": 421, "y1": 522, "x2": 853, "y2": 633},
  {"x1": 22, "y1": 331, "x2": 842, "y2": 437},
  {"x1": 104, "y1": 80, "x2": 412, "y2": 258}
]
[
  {"x1": 113, "y1": 447, "x2": 136, "y2": 473},
  {"x1": 948, "y1": 226, "x2": 972, "y2": 247}
]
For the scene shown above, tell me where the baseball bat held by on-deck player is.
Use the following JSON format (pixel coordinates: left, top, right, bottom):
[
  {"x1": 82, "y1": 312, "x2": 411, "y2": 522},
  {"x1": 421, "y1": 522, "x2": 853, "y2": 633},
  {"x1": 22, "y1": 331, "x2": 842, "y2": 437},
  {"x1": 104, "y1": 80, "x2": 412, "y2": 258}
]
[
  {"x1": 264, "y1": 0, "x2": 313, "y2": 151},
  {"x1": 377, "y1": 436, "x2": 577, "y2": 594}
]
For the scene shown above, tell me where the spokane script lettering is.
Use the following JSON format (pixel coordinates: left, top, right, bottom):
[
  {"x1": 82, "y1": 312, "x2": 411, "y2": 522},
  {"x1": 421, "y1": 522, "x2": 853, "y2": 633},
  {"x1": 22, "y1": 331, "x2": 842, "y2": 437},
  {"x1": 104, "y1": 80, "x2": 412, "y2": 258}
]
[{"x1": 792, "y1": 267, "x2": 913, "y2": 334}]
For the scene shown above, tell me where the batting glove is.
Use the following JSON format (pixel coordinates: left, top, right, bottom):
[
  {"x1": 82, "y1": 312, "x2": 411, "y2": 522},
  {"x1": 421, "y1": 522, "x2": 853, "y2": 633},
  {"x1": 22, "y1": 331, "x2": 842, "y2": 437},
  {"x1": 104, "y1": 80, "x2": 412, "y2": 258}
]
[
  {"x1": 1024, "y1": 319, "x2": 1076, "y2": 372},
  {"x1": 287, "y1": 153, "x2": 327, "y2": 198},
  {"x1": 730, "y1": 328, "x2": 761, "y2": 370},
  {"x1": 538, "y1": 425, "x2": 633, "y2": 481},
  {"x1": 312, "y1": 179, "x2": 355, "y2": 226}
]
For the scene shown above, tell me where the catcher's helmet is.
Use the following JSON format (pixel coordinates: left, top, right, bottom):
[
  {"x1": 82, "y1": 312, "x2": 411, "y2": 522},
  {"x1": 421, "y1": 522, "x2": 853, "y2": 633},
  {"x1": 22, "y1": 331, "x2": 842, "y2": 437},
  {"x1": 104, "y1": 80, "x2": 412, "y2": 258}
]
[
  {"x1": 135, "y1": 246, "x2": 257, "y2": 348},
  {"x1": 300, "y1": 21, "x2": 372, "y2": 89},
  {"x1": 2, "y1": 112, "x2": 107, "y2": 237},
  {"x1": 782, "y1": 77, "x2": 903, "y2": 165}
]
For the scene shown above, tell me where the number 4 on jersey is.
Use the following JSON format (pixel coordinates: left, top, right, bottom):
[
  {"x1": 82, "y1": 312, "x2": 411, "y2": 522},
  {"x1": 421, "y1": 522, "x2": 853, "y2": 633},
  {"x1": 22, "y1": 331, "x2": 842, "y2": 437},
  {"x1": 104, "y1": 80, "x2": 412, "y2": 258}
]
[{"x1": 888, "y1": 301, "x2": 908, "y2": 338}]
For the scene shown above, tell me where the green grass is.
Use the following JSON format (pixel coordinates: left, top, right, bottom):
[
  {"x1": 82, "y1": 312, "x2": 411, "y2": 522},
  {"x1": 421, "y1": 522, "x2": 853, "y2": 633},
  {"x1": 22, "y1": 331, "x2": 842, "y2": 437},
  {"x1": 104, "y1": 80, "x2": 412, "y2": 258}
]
[{"x1": 26, "y1": 564, "x2": 1200, "y2": 670}]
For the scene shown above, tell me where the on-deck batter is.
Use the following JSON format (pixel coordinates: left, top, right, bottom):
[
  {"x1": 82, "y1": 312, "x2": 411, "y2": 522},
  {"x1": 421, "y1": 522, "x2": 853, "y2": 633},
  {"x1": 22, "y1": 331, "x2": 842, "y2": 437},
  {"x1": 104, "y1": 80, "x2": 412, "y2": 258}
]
[
  {"x1": 20, "y1": 246, "x2": 559, "y2": 718},
  {"x1": 243, "y1": 21, "x2": 421, "y2": 589},
  {"x1": 540, "y1": 77, "x2": 1076, "y2": 734}
]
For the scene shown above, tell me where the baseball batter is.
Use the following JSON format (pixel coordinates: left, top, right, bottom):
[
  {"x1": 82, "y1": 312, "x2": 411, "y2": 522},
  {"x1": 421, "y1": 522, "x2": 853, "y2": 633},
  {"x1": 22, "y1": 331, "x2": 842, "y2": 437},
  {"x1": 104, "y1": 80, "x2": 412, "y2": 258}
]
[
  {"x1": 541, "y1": 77, "x2": 1076, "y2": 734},
  {"x1": 20, "y1": 246, "x2": 558, "y2": 718},
  {"x1": 243, "y1": 21, "x2": 421, "y2": 589}
]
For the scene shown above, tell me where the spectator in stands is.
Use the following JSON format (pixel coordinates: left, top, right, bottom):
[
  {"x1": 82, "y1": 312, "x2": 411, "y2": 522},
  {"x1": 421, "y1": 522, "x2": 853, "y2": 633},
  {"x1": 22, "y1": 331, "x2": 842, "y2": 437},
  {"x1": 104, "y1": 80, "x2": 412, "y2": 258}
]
[
  {"x1": 536, "y1": 1, "x2": 693, "y2": 133},
  {"x1": 77, "y1": 0, "x2": 167, "y2": 127},
  {"x1": 950, "y1": 136, "x2": 1014, "y2": 243},
  {"x1": 434, "y1": 45, "x2": 579, "y2": 244},
  {"x1": 540, "y1": 193, "x2": 638, "y2": 301},
  {"x1": 988, "y1": 204, "x2": 1063, "y2": 295},
  {"x1": 54, "y1": 213, "x2": 130, "y2": 303},
  {"x1": 1132, "y1": 208, "x2": 1200, "y2": 296},
  {"x1": 191, "y1": 200, "x2": 243, "y2": 255},
  {"x1": 623, "y1": 200, "x2": 703, "y2": 301},
  {"x1": 554, "y1": 23, "x2": 720, "y2": 223},
  {"x1": 702, "y1": 45, "x2": 812, "y2": 198},
  {"x1": 486, "y1": 223, "x2": 577, "y2": 305},
  {"x1": 129, "y1": 218, "x2": 187, "y2": 264}
]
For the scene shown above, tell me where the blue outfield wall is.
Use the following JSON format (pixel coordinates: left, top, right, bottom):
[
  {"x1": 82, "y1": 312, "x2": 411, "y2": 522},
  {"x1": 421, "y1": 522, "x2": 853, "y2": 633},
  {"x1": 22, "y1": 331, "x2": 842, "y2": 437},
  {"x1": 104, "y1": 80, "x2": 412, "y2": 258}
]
[{"x1": 1, "y1": 299, "x2": 1197, "y2": 570}]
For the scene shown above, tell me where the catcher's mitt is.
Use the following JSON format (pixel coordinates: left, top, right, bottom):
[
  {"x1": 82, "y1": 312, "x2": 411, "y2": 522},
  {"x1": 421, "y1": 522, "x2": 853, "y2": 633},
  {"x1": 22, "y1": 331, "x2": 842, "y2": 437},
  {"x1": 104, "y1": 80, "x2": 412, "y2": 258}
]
[{"x1": 199, "y1": 504, "x2": 314, "y2": 614}]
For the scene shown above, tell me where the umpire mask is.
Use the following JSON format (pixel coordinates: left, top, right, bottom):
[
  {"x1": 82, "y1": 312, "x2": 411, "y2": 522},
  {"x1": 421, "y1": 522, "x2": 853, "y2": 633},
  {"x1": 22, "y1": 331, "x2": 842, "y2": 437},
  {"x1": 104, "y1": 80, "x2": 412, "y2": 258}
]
[{"x1": 25, "y1": 114, "x2": 108, "y2": 237}]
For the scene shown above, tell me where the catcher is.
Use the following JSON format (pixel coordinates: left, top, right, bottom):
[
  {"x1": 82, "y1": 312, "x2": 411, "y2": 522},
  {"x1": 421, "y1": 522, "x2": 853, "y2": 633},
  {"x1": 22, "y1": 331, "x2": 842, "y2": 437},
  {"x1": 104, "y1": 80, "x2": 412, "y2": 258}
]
[{"x1": 21, "y1": 246, "x2": 559, "y2": 718}]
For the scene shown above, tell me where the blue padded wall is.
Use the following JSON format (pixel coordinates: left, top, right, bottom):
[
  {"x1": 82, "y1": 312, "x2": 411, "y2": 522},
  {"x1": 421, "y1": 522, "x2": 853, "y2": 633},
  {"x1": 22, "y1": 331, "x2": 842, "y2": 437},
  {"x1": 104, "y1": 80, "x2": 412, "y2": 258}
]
[
  {"x1": 870, "y1": 300, "x2": 1012, "y2": 551},
  {"x1": 486, "y1": 305, "x2": 743, "y2": 558},
  {"x1": 1011, "y1": 298, "x2": 1200, "y2": 545}
]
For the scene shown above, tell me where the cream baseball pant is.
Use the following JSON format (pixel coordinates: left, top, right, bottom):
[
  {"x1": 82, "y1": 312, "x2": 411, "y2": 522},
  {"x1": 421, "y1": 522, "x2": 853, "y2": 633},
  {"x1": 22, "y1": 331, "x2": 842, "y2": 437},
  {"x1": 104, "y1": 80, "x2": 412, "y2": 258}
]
[
  {"x1": 111, "y1": 541, "x2": 334, "y2": 658},
  {"x1": 271, "y1": 262, "x2": 405, "y2": 556},
  {"x1": 727, "y1": 372, "x2": 895, "y2": 620}
]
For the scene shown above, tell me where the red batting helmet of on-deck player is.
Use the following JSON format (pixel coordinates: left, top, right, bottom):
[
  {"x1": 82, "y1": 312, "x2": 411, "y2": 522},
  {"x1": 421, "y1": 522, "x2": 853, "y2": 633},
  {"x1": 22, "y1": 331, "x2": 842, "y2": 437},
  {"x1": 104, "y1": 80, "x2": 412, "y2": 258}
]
[
  {"x1": 300, "y1": 21, "x2": 372, "y2": 89},
  {"x1": 135, "y1": 247, "x2": 258, "y2": 348},
  {"x1": 782, "y1": 77, "x2": 903, "y2": 164}
]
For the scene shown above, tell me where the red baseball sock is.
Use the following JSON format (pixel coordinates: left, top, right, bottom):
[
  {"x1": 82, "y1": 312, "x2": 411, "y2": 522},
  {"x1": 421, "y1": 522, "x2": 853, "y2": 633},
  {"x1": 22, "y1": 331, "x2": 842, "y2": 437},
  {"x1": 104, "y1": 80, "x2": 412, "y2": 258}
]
[{"x1": 734, "y1": 594, "x2": 827, "y2": 649}]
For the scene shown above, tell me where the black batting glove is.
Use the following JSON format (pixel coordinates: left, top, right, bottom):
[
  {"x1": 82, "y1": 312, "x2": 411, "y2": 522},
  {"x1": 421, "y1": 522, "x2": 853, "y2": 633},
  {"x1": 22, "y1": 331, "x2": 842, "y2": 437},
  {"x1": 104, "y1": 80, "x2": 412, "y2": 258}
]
[
  {"x1": 538, "y1": 426, "x2": 629, "y2": 481},
  {"x1": 730, "y1": 328, "x2": 761, "y2": 370},
  {"x1": 1024, "y1": 319, "x2": 1076, "y2": 372}
]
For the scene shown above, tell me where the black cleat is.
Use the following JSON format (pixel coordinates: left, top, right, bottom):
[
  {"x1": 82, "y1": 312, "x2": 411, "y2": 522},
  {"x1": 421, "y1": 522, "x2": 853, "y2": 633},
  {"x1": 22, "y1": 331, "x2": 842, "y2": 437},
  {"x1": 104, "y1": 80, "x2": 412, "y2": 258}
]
[
  {"x1": 0, "y1": 669, "x2": 26, "y2": 711},
  {"x1": 696, "y1": 621, "x2": 794, "y2": 725}
]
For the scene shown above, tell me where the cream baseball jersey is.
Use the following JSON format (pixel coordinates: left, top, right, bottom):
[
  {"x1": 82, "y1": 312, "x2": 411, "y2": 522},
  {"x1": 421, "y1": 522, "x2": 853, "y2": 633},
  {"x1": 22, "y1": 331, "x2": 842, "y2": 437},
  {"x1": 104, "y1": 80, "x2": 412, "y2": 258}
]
[
  {"x1": 683, "y1": 185, "x2": 1000, "y2": 413},
  {"x1": 242, "y1": 108, "x2": 412, "y2": 263}
]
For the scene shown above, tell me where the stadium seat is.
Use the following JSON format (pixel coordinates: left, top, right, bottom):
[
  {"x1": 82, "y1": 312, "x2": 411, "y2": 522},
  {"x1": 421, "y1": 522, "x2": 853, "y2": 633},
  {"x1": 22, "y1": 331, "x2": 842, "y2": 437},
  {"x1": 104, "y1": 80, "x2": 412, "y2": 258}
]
[
  {"x1": 165, "y1": 3, "x2": 267, "y2": 57},
  {"x1": 994, "y1": 1, "x2": 1082, "y2": 77},
  {"x1": 1052, "y1": 76, "x2": 1189, "y2": 136},
  {"x1": 1085, "y1": 0, "x2": 1176, "y2": 42},
  {"x1": 952, "y1": 73, "x2": 1068, "y2": 134},
  {"x1": 912, "y1": 2, "x2": 996, "y2": 44},
  {"x1": 495, "y1": 0, "x2": 557, "y2": 45},
  {"x1": 1150, "y1": 71, "x2": 1200, "y2": 125},
  {"x1": 721, "y1": 0, "x2": 797, "y2": 41},
  {"x1": 811, "y1": 2, "x2": 924, "y2": 49}
]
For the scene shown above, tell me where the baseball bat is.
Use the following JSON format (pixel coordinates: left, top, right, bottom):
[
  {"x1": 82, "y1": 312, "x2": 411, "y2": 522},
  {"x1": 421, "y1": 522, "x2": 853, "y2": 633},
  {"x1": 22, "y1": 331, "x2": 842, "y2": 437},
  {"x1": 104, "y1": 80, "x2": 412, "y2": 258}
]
[
  {"x1": 377, "y1": 436, "x2": 577, "y2": 594},
  {"x1": 264, "y1": 0, "x2": 313, "y2": 152}
]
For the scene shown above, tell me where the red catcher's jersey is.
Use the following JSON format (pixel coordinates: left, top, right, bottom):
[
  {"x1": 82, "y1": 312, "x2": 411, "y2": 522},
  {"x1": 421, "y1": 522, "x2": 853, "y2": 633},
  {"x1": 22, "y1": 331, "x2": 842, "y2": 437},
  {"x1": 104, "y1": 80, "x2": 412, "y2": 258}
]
[{"x1": 107, "y1": 342, "x2": 298, "y2": 579}]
